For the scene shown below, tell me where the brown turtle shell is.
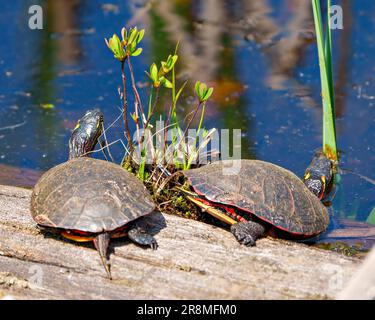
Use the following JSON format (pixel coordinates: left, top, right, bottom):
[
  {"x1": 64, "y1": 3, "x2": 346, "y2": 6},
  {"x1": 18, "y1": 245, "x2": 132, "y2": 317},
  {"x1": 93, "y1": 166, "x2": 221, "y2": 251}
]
[
  {"x1": 31, "y1": 157, "x2": 155, "y2": 233},
  {"x1": 183, "y1": 160, "x2": 329, "y2": 236}
]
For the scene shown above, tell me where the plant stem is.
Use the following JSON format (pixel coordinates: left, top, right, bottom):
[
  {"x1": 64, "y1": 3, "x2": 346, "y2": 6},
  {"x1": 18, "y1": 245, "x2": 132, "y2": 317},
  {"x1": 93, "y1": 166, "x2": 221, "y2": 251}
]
[
  {"x1": 147, "y1": 86, "x2": 154, "y2": 119},
  {"x1": 196, "y1": 102, "x2": 206, "y2": 142},
  {"x1": 127, "y1": 56, "x2": 143, "y2": 144},
  {"x1": 183, "y1": 101, "x2": 203, "y2": 140},
  {"x1": 139, "y1": 86, "x2": 160, "y2": 146},
  {"x1": 182, "y1": 100, "x2": 203, "y2": 166},
  {"x1": 121, "y1": 59, "x2": 134, "y2": 154},
  {"x1": 164, "y1": 101, "x2": 173, "y2": 165},
  {"x1": 169, "y1": 64, "x2": 183, "y2": 167},
  {"x1": 127, "y1": 56, "x2": 145, "y2": 115},
  {"x1": 171, "y1": 67, "x2": 179, "y2": 131},
  {"x1": 137, "y1": 86, "x2": 160, "y2": 169},
  {"x1": 150, "y1": 86, "x2": 160, "y2": 119}
]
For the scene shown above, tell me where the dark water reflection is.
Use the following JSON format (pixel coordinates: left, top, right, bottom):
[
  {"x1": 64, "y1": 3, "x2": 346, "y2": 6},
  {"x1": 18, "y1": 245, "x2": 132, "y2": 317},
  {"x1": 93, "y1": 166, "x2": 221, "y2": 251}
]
[{"x1": 0, "y1": 0, "x2": 374, "y2": 244}]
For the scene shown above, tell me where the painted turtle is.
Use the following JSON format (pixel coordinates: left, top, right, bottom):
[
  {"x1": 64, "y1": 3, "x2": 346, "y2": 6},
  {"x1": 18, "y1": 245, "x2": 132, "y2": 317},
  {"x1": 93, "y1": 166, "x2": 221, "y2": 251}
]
[
  {"x1": 30, "y1": 109, "x2": 157, "y2": 279},
  {"x1": 182, "y1": 159, "x2": 330, "y2": 246}
]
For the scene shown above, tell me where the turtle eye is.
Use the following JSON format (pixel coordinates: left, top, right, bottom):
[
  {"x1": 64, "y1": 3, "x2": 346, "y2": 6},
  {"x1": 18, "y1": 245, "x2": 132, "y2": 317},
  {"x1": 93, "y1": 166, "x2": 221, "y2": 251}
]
[{"x1": 303, "y1": 172, "x2": 311, "y2": 181}]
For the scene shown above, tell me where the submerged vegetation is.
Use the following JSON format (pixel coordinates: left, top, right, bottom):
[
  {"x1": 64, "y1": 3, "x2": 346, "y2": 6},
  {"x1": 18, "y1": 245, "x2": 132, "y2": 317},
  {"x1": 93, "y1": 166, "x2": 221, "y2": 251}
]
[
  {"x1": 315, "y1": 241, "x2": 368, "y2": 258},
  {"x1": 311, "y1": 0, "x2": 338, "y2": 161}
]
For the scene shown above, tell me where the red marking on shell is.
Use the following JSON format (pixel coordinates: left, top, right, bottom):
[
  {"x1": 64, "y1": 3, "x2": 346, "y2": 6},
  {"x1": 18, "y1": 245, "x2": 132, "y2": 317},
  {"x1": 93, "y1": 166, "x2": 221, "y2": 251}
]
[
  {"x1": 196, "y1": 198, "x2": 247, "y2": 223},
  {"x1": 191, "y1": 187, "x2": 321, "y2": 238}
]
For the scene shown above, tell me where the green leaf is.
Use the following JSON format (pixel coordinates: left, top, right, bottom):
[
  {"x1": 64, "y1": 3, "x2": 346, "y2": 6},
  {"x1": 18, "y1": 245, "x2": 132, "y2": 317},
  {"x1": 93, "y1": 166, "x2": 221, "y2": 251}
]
[
  {"x1": 199, "y1": 83, "x2": 207, "y2": 98},
  {"x1": 150, "y1": 63, "x2": 158, "y2": 82},
  {"x1": 366, "y1": 207, "x2": 375, "y2": 225},
  {"x1": 112, "y1": 34, "x2": 120, "y2": 47},
  {"x1": 203, "y1": 87, "x2": 214, "y2": 101},
  {"x1": 169, "y1": 55, "x2": 178, "y2": 67},
  {"x1": 160, "y1": 61, "x2": 168, "y2": 74},
  {"x1": 127, "y1": 41, "x2": 136, "y2": 52},
  {"x1": 160, "y1": 54, "x2": 178, "y2": 74},
  {"x1": 312, "y1": 0, "x2": 337, "y2": 161},
  {"x1": 195, "y1": 81, "x2": 213, "y2": 101},
  {"x1": 195, "y1": 81, "x2": 201, "y2": 96},
  {"x1": 121, "y1": 27, "x2": 127, "y2": 42},
  {"x1": 131, "y1": 47, "x2": 143, "y2": 57},
  {"x1": 175, "y1": 80, "x2": 188, "y2": 102},
  {"x1": 161, "y1": 77, "x2": 173, "y2": 89},
  {"x1": 127, "y1": 27, "x2": 138, "y2": 45},
  {"x1": 105, "y1": 33, "x2": 125, "y2": 61},
  {"x1": 136, "y1": 29, "x2": 145, "y2": 44},
  {"x1": 166, "y1": 54, "x2": 178, "y2": 69}
]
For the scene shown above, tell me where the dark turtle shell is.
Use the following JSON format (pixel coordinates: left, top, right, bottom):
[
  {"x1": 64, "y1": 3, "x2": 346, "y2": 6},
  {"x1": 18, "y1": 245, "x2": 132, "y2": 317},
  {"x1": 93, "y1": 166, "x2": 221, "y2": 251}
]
[
  {"x1": 183, "y1": 160, "x2": 329, "y2": 236},
  {"x1": 31, "y1": 157, "x2": 155, "y2": 233}
]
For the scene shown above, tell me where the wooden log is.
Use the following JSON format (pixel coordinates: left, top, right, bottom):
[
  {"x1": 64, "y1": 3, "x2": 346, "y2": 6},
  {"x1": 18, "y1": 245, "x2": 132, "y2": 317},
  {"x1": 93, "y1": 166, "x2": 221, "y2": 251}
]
[
  {"x1": 0, "y1": 185, "x2": 362, "y2": 299},
  {"x1": 337, "y1": 246, "x2": 375, "y2": 299}
]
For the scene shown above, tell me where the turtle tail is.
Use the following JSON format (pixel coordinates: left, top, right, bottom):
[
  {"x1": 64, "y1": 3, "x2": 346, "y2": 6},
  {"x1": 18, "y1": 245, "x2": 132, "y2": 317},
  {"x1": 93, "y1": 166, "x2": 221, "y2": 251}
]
[{"x1": 93, "y1": 233, "x2": 112, "y2": 280}]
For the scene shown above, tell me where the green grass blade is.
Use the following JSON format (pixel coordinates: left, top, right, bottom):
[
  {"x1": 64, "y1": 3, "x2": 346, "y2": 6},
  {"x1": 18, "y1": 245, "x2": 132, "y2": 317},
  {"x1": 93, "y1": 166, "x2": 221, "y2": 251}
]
[
  {"x1": 366, "y1": 207, "x2": 375, "y2": 225},
  {"x1": 325, "y1": 0, "x2": 336, "y2": 130},
  {"x1": 147, "y1": 86, "x2": 154, "y2": 119},
  {"x1": 312, "y1": 0, "x2": 337, "y2": 160}
]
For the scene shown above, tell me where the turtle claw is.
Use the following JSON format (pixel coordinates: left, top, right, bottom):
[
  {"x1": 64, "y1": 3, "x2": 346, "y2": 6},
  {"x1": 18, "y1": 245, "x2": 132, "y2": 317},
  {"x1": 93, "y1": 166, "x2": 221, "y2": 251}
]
[
  {"x1": 150, "y1": 240, "x2": 159, "y2": 250},
  {"x1": 128, "y1": 227, "x2": 158, "y2": 250},
  {"x1": 230, "y1": 221, "x2": 265, "y2": 246},
  {"x1": 240, "y1": 235, "x2": 256, "y2": 247},
  {"x1": 231, "y1": 228, "x2": 256, "y2": 246}
]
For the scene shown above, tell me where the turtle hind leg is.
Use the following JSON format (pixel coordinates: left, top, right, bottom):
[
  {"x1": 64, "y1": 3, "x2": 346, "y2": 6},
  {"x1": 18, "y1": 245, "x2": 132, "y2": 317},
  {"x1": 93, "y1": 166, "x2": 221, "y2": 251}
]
[
  {"x1": 128, "y1": 226, "x2": 158, "y2": 250},
  {"x1": 93, "y1": 232, "x2": 112, "y2": 280},
  {"x1": 230, "y1": 221, "x2": 266, "y2": 246}
]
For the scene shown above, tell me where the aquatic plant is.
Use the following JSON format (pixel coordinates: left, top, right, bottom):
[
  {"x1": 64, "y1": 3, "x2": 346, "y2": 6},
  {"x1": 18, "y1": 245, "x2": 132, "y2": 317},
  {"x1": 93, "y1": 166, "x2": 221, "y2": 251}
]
[
  {"x1": 105, "y1": 26, "x2": 215, "y2": 183},
  {"x1": 366, "y1": 207, "x2": 375, "y2": 225},
  {"x1": 311, "y1": 0, "x2": 338, "y2": 161}
]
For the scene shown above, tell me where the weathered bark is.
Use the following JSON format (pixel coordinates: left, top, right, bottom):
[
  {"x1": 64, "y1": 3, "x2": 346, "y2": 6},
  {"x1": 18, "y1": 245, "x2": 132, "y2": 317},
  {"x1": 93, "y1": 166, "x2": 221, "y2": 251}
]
[
  {"x1": 337, "y1": 247, "x2": 375, "y2": 299},
  {"x1": 0, "y1": 185, "x2": 362, "y2": 299}
]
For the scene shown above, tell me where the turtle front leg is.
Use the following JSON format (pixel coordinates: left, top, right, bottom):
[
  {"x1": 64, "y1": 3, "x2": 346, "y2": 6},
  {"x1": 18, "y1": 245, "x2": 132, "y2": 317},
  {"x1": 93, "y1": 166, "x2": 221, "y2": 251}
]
[
  {"x1": 230, "y1": 221, "x2": 266, "y2": 246},
  {"x1": 128, "y1": 226, "x2": 158, "y2": 250}
]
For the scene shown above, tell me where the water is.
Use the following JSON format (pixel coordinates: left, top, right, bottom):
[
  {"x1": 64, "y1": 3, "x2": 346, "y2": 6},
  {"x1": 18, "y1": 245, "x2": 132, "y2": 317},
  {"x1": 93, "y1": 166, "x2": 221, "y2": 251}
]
[{"x1": 0, "y1": 0, "x2": 374, "y2": 246}]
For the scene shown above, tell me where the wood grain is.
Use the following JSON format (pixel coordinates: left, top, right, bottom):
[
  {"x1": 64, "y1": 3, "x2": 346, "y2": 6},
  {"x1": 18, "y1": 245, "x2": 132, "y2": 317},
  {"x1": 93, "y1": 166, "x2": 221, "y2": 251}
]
[{"x1": 0, "y1": 185, "x2": 362, "y2": 299}]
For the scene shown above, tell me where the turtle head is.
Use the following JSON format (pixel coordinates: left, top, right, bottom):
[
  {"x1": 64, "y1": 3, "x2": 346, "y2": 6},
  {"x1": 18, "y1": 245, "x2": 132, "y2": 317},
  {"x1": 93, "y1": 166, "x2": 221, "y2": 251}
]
[
  {"x1": 69, "y1": 109, "x2": 104, "y2": 159},
  {"x1": 303, "y1": 152, "x2": 333, "y2": 199},
  {"x1": 304, "y1": 175, "x2": 326, "y2": 199}
]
